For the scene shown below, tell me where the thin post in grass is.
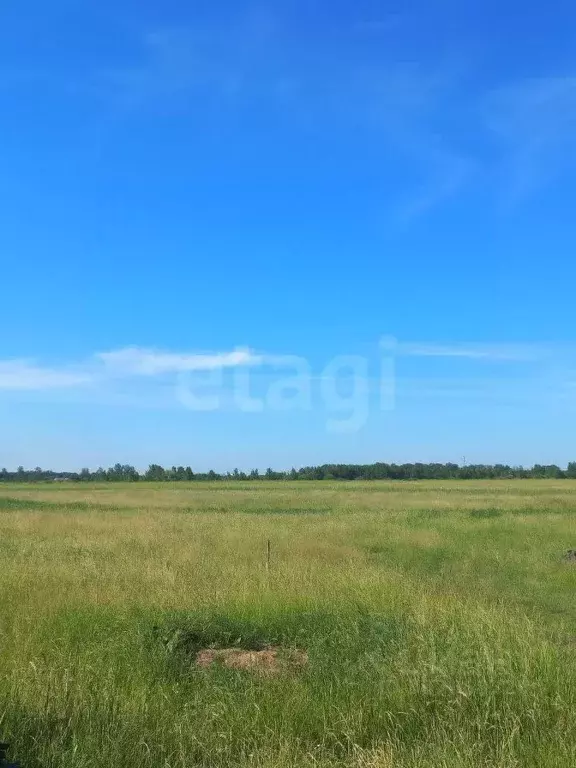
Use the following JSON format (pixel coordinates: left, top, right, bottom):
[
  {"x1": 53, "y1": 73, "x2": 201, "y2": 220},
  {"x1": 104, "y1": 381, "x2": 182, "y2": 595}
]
[{"x1": 266, "y1": 539, "x2": 271, "y2": 572}]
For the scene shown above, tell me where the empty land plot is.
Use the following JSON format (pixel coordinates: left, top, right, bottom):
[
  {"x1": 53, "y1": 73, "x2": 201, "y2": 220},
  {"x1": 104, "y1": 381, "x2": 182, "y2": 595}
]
[{"x1": 1, "y1": 480, "x2": 576, "y2": 767}]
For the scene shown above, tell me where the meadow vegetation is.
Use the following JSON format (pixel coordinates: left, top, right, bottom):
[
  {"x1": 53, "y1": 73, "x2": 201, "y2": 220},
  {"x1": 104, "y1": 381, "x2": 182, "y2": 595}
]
[{"x1": 1, "y1": 480, "x2": 576, "y2": 767}]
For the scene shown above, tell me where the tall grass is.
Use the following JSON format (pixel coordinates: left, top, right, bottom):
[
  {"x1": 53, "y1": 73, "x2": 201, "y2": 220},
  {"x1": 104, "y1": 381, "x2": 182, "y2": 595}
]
[{"x1": 1, "y1": 481, "x2": 576, "y2": 766}]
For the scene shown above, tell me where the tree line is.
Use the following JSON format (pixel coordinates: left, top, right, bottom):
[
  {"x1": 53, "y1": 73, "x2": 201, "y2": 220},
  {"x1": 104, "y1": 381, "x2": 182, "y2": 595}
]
[{"x1": 2, "y1": 461, "x2": 576, "y2": 482}]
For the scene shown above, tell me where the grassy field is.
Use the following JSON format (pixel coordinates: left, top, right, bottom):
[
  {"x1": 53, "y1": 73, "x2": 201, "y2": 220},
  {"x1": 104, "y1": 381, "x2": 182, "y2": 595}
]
[{"x1": 1, "y1": 480, "x2": 576, "y2": 767}]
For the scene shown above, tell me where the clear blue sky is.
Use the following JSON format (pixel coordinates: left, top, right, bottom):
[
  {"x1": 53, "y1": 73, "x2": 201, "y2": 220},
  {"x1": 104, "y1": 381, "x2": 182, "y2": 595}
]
[{"x1": 1, "y1": 0, "x2": 576, "y2": 471}]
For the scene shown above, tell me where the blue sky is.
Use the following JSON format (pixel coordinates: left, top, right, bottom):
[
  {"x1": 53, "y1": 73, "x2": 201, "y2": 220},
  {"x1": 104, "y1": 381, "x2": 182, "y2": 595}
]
[{"x1": 2, "y1": 0, "x2": 576, "y2": 470}]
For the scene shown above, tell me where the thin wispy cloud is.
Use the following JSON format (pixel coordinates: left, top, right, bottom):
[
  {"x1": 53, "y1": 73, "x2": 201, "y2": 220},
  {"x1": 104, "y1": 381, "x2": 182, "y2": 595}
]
[
  {"x1": 4, "y1": 10, "x2": 576, "y2": 216},
  {"x1": 398, "y1": 342, "x2": 558, "y2": 362},
  {"x1": 395, "y1": 146, "x2": 474, "y2": 221},
  {"x1": 399, "y1": 374, "x2": 576, "y2": 405},
  {"x1": 0, "y1": 347, "x2": 259, "y2": 392},
  {"x1": 0, "y1": 342, "x2": 568, "y2": 395},
  {"x1": 97, "y1": 29, "x2": 204, "y2": 110},
  {"x1": 2, "y1": 343, "x2": 576, "y2": 422},
  {"x1": 484, "y1": 75, "x2": 576, "y2": 201},
  {"x1": 18, "y1": 11, "x2": 558, "y2": 217},
  {"x1": 83, "y1": 10, "x2": 472, "y2": 219},
  {"x1": 353, "y1": 14, "x2": 408, "y2": 34},
  {"x1": 98, "y1": 347, "x2": 261, "y2": 376},
  {"x1": 97, "y1": 12, "x2": 279, "y2": 112},
  {"x1": 0, "y1": 361, "x2": 92, "y2": 391}
]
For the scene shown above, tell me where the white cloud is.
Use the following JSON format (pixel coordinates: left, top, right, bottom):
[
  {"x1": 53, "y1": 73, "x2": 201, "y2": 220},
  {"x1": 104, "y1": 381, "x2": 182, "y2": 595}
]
[
  {"x1": 398, "y1": 343, "x2": 551, "y2": 362},
  {"x1": 97, "y1": 346, "x2": 261, "y2": 376},
  {"x1": 0, "y1": 360, "x2": 92, "y2": 390},
  {"x1": 0, "y1": 347, "x2": 261, "y2": 392}
]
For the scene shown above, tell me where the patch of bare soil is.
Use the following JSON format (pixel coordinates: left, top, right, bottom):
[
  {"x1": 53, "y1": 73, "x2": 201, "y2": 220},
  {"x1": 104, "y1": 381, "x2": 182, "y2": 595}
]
[{"x1": 195, "y1": 646, "x2": 308, "y2": 676}]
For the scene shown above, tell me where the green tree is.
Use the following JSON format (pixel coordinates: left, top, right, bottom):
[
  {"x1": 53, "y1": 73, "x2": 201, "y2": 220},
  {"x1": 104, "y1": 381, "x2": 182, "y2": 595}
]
[{"x1": 145, "y1": 464, "x2": 166, "y2": 481}]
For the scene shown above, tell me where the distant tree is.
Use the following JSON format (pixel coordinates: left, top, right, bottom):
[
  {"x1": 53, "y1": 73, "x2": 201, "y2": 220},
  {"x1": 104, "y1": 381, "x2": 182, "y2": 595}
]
[
  {"x1": 124, "y1": 465, "x2": 139, "y2": 482},
  {"x1": 544, "y1": 465, "x2": 563, "y2": 479},
  {"x1": 145, "y1": 464, "x2": 166, "y2": 481},
  {"x1": 3, "y1": 459, "x2": 576, "y2": 483},
  {"x1": 173, "y1": 466, "x2": 187, "y2": 481}
]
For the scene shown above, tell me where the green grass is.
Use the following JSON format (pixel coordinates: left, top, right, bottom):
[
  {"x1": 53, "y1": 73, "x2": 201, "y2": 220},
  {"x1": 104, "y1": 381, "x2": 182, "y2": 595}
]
[{"x1": 1, "y1": 480, "x2": 576, "y2": 766}]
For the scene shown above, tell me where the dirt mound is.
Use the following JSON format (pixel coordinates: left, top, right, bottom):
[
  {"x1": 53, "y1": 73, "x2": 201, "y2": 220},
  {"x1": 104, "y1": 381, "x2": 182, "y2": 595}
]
[
  {"x1": 196, "y1": 646, "x2": 308, "y2": 676},
  {"x1": 564, "y1": 549, "x2": 576, "y2": 562}
]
